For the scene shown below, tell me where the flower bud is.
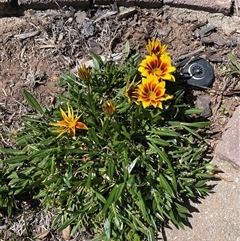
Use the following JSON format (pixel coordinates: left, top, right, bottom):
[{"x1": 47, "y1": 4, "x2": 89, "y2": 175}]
[{"x1": 102, "y1": 100, "x2": 116, "y2": 116}]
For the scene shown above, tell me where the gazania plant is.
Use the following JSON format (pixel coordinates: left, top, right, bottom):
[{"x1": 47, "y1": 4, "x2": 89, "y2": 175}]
[{"x1": 0, "y1": 39, "x2": 216, "y2": 240}]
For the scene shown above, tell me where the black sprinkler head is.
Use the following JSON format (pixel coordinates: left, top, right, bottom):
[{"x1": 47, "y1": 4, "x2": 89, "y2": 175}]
[{"x1": 180, "y1": 57, "x2": 214, "y2": 87}]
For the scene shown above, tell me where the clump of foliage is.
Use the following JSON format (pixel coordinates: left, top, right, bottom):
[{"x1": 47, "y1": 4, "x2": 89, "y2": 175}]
[
  {"x1": 221, "y1": 52, "x2": 240, "y2": 77},
  {"x1": 0, "y1": 39, "x2": 216, "y2": 240}
]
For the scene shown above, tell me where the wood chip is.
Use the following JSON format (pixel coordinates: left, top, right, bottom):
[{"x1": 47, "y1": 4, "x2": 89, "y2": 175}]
[
  {"x1": 13, "y1": 30, "x2": 40, "y2": 40},
  {"x1": 38, "y1": 230, "x2": 50, "y2": 239}
]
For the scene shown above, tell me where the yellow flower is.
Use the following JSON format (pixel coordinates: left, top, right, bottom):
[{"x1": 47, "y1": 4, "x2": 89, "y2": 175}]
[
  {"x1": 146, "y1": 38, "x2": 168, "y2": 58},
  {"x1": 102, "y1": 100, "x2": 116, "y2": 116},
  {"x1": 137, "y1": 75, "x2": 172, "y2": 109},
  {"x1": 125, "y1": 77, "x2": 140, "y2": 104},
  {"x1": 138, "y1": 54, "x2": 176, "y2": 82},
  {"x1": 50, "y1": 103, "x2": 88, "y2": 138},
  {"x1": 78, "y1": 64, "x2": 91, "y2": 82}
]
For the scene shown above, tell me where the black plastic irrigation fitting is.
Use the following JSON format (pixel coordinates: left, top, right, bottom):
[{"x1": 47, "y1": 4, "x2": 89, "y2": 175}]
[{"x1": 179, "y1": 56, "x2": 215, "y2": 87}]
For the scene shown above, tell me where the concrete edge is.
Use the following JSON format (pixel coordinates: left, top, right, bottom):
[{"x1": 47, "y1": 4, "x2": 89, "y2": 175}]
[
  {"x1": 0, "y1": 0, "x2": 238, "y2": 17},
  {"x1": 214, "y1": 153, "x2": 240, "y2": 170}
]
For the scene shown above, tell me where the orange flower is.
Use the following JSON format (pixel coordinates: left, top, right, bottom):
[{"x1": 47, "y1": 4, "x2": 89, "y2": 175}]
[
  {"x1": 102, "y1": 100, "x2": 116, "y2": 116},
  {"x1": 50, "y1": 103, "x2": 88, "y2": 138},
  {"x1": 138, "y1": 54, "x2": 176, "y2": 82},
  {"x1": 146, "y1": 38, "x2": 168, "y2": 58},
  {"x1": 137, "y1": 75, "x2": 172, "y2": 109}
]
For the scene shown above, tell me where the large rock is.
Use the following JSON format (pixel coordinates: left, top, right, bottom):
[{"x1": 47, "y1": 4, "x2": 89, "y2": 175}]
[
  {"x1": 214, "y1": 106, "x2": 240, "y2": 169},
  {"x1": 165, "y1": 0, "x2": 233, "y2": 15},
  {"x1": 94, "y1": 0, "x2": 163, "y2": 8},
  {"x1": 18, "y1": 0, "x2": 90, "y2": 10}
]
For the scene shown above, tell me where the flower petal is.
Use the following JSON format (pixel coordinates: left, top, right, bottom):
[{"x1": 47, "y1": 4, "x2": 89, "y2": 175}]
[{"x1": 76, "y1": 122, "x2": 88, "y2": 130}]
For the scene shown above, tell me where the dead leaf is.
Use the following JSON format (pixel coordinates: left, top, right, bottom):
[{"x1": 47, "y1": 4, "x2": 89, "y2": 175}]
[
  {"x1": 38, "y1": 230, "x2": 50, "y2": 239},
  {"x1": 62, "y1": 225, "x2": 71, "y2": 240}
]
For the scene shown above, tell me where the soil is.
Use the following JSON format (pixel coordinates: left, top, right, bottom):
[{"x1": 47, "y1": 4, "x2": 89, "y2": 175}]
[{"x1": 0, "y1": 3, "x2": 240, "y2": 240}]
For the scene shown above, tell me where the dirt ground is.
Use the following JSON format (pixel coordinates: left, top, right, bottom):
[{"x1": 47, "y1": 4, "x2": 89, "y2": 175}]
[{"x1": 0, "y1": 3, "x2": 240, "y2": 240}]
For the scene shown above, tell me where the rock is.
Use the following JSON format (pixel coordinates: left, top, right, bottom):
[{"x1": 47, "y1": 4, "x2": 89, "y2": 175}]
[
  {"x1": 81, "y1": 21, "x2": 96, "y2": 38},
  {"x1": 214, "y1": 106, "x2": 240, "y2": 169},
  {"x1": 75, "y1": 11, "x2": 87, "y2": 25},
  {"x1": 201, "y1": 33, "x2": 227, "y2": 47},
  {"x1": 195, "y1": 95, "x2": 212, "y2": 118},
  {"x1": 198, "y1": 25, "x2": 216, "y2": 38}
]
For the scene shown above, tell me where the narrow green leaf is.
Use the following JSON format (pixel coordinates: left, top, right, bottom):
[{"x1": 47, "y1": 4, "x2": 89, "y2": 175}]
[
  {"x1": 184, "y1": 108, "x2": 203, "y2": 115},
  {"x1": 168, "y1": 121, "x2": 210, "y2": 128},
  {"x1": 58, "y1": 215, "x2": 78, "y2": 232},
  {"x1": 148, "y1": 142, "x2": 172, "y2": 168},
  {"x1": 88, "y1": 128, "x2": 100, "y2": 145},
  {"x1": 86, "y1": 170, "x2": 92, "y2": 188},
  {"x1": 136, "y1": 191, "x2": 150, "y2": 223},
  {"x1": 114, "y1": 183, "x2": 125, "y2": 201},
  {"x1": 228, "y1": 53, "x2": 239, "y2": 68},
  {"x1": 175, "y1": 203, "x2": 189, "y2": 214},
  {"x1": 102, "y1": 186, "x2": 117, "y2": 214},
  {"x1": 89, "y1": 50, "x2": 103, "y2": 70},
  {"x1": 108, "y1": 161, "x2": 115, "y2": 180},
  {"x1": 182, "y1": 125, "x2": 202, "y2": 139},
  {"x1": 149, "y1": 129, "x2": 180, "y2": 137},
  {"x1": 104, "y1": 218, "x2": 111, "y2": 240},
  {"x1": 147, "y1": 227, "x2": 156, "y2": 241},
  {"x1": 0, "y1": 148, "x2": 25, "y2": 155},
  {"x1": 93, "y1": 189, "x2": 106, "y2": 204},
  {"x1": 23, "y1": 89, "x2": 45, "y2": 115},
  {"x1": 4, "y1": 155, "x2": 28, "y2": 164},
  {"x1": 146, "y1": 137, "x2": 170, "y2": 147},
  {"x1": 159, "y1": 174, "x2": 174, "y2": 197}
]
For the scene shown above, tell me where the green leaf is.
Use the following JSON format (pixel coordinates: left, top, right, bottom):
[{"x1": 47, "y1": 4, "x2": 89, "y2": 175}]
[
  {"x1": 147, "y1": 227, "x2": 156, "y2": 241},
  {"x1": 4, "y1": 155, "x2": 28, "y2": 164},
  {"x1": 228, "y1": 53, "x2": 240, "y2": 68},
  {"x1": 92, "y1": 189, "x2": 106, "y2": 204},
  {"x1": 23, "y1": 89, "x2": 45, "y2": 115},
  {"x1": 89, "y1": 50, "x2": 103, "y2": 70},
  {"x1": 104, "y1": 218, "x2": 111, "y2": 240},
  {"x1": 58, "y1": 215, "x2": 78, "y2": 232},
  {"x1": 88, "y1": 128, "x2": 100, "y2": 145},
  {"x1": 102, "y1": 186, "x2": 117, "y2": 214},
  {"x1": 86, "y1": 93, "x2": 97, "y2": 117},
  {"x1": 148, "y1": 142, "x2": 172, "y2": 169},
  {"x1": 114, "y1": 183, "x2": 125, "y2": 201},
  {"x1": 0, "y1": 148, "x2": 25, "y2": 155},
  {"x1": 136, "y1": 191, "x2": 150, "y2": 223},
  {"x1": 86, "y1": 170, "x2": 92, "y2": 188},
  {"x1": 168, "y1": 121, "x2": 210, "y2": 128},
  {"x1": 146, "y1": 137, "x2": 170, "y2": 147},
  {"x1": 184, "y1": 108, "x2": 203, "y2": 115},
  {"x1": 159, "y1": 174, "x2": 174, "y2": 197},
  {"x1": 175, "y1": 203, "x2": 189, "y2": 214},
  {"x1": 149, "y1": 128, "x2": 180, "y2": 137},
  {"x1": 182, "y1": 125, "x2": 202, "y2": 139},
  {"x1": 107, "y1": 161, "x2": 115, "y2": 180},
  {"x1": 124, "y1": 41, "x2": 130, "y2": 58}
]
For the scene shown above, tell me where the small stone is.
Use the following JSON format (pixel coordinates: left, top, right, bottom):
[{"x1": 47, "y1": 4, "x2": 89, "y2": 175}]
[
  {"x1": 199, "y1": 25, "x2": 217, "y2": 38},
  {"x1": 75, "y1": 11, "x2": 87, "y2": 25},
  {"x1": 210, "y1": 33, "x2": 227, "y2": 46},
  {"x1": 81, "y1": 21, "x2": 96, "y2": 38},
  {"x1": 195, "y1": 95, "x2": 212, "y2": 118}
]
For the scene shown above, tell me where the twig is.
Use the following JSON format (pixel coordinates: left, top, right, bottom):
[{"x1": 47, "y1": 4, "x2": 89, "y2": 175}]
[
  {"x1": 14, "y1": 30, "x2": 40, "y2": 40},
  {"x1": 177, "y1": 46, "x2": 205, "y2": 61}
]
